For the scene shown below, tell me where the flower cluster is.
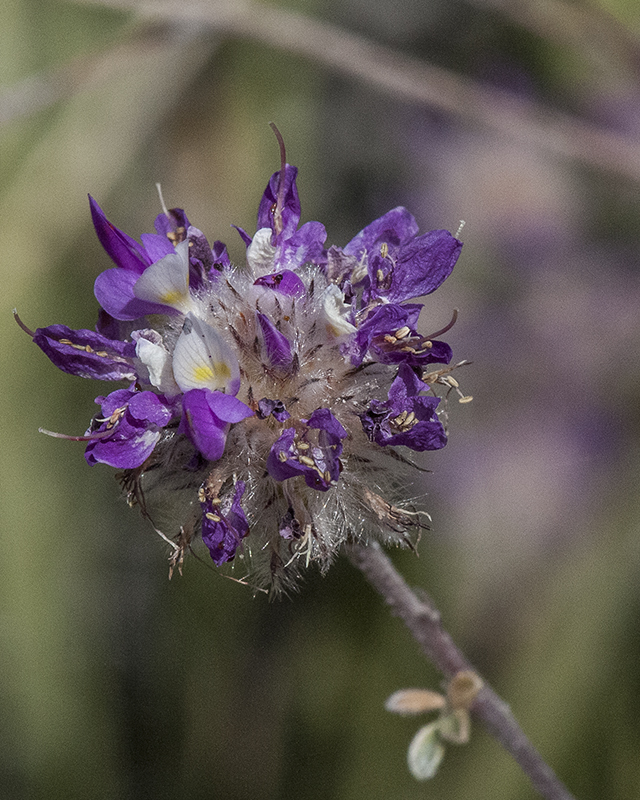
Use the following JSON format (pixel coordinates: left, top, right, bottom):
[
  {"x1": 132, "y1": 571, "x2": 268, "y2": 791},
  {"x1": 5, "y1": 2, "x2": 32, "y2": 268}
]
[{"x1": 24, "y1": 149, "x2": 467, "y2": 592}]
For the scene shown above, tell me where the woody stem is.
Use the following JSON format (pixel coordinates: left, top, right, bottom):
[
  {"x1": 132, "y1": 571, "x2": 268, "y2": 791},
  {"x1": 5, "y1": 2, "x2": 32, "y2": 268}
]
[{"x1": 347, "y1": 541, "x2": 577, "y2": 800}]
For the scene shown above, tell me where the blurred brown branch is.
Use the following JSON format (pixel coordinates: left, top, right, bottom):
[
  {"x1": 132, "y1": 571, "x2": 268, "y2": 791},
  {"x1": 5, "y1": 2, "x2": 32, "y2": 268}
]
[
  {"x1": 0, "y1": 22, "x2": 210, "y2": 126},
  {"x1": 466, "y1": 0, "x2": 640, "y2": 86},
  {"x1": 56, "y1": 0, "x2": 640, "y2": 184},
  {"x1": 349, "y1": 542, "x2": 577, "y2": 800}
]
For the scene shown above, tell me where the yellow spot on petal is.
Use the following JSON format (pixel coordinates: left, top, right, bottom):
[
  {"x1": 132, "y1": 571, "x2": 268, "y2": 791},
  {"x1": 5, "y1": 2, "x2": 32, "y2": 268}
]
[{"x1": 160, "y1": 290, "x2": 187, "y2": 306}]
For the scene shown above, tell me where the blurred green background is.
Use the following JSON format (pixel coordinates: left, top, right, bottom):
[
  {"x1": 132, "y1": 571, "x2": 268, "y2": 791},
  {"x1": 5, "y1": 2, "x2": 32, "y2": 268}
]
[{"x1": 3, "y1": 1, "x2": 640, "y2": 798}]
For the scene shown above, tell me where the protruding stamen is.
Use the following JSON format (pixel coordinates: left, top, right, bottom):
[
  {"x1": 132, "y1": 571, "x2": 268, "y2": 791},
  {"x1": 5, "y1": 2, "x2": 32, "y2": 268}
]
[
  {"x1": 424, "y1": 308, "x2": 458, "y2": 340},
  {"x1": 156, "y1": 182, "x2": 170, "y2": 218},
  {"x1": 13, "y1": 310, "x2": 35, "y2": 338},
  {"x1": 269, "y1": 122, "x2": 287, "y2": 236}
]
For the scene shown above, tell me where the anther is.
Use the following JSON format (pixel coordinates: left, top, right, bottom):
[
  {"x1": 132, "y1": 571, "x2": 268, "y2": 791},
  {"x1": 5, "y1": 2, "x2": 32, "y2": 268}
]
[
  {"x1": 395, "y1": 326, "x2": 410, "y2": 340},
  {"x1": 299, "y1": 455, "x2": 315, "y2": 467}
]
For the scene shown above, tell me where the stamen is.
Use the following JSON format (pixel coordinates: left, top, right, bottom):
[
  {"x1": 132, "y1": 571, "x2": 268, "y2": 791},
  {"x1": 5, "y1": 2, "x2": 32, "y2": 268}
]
[
  {"x1": 13, "y1": 310, "x2": 35, "y2": 338},
  {"x1": 155, "y1": 182, "x2": 170, "y2": 218},
  {"x1": 38, "y1": 426, "x2": 116, "y2": 442},
  {"x1": 269, "y1": 122, "x2": 287, "y2": 236}
]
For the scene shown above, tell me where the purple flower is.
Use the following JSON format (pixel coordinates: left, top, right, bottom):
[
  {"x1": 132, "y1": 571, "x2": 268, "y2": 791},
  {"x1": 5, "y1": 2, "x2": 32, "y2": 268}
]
[
  {"x1": 179, "y1": 389, "x2": 254, "y2": 462},
  {"x1": 85, "y1": 388, "x2": 176, "y2": 468},
  {"x1": 350, "y1": 304, "x2": 452, "y2": 368},
  {"x1": 341, "y1": 206, "x2": 462, "y2": 304},
  {"x1": 360, "y1": 365, "x2": 447, "y2": 451},
  {"x1": 32, "y1": 324, "x2": 137, "y2": 381},
  {"x1": 266, "y1": 408, "x2": 347, "y2": 491},
  {"x1": 28, "y1": 142, "x2": 467, "y2": 591},
  {"x1": 241, "y1": 165, "x2": 327, "y2": 273},
  {"x1": 200, "y1": 481, "x2": 249, "y2": 565}
]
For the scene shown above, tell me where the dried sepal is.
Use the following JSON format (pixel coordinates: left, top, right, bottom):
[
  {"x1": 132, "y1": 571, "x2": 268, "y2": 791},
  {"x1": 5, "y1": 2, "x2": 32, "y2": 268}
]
[{"x1": 385, "y1": 688, "x2": 447, "y2": 715}]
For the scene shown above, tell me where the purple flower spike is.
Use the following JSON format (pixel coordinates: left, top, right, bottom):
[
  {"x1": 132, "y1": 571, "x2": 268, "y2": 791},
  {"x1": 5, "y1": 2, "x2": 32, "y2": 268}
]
[
  {"x1": 257, "y1": 312, "x2": 294, "y2": 369},
  {"x1": 360, "y1": 364, "x2": 447, "y2": 451},
  {"x1": 201, "y1": 481, "x2": 249, "y2": 565},
  {"x1": 31, "y1": 149, "x2": 467, "y2": 591},
  {"x1": 267, "y1": 408, "x2": 347, "y2": 491},
  {"x1": 85, "y1": 388, "x2": 175, "y2": 468},
  {"x1": 179, "y1": 389, "x2": 254, "y2": 462},
  {"x1": 33, "y1": 324, "x2": 137, "y2": 381}
]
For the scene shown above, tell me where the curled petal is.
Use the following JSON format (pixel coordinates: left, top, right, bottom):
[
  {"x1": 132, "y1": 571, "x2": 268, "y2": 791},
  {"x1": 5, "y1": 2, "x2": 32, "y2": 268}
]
[
  {"x1": 33, "y1": 324, "x2": 136, "y2": 381},
  {"x1": 360, "y1": 364, "x2": 447, "y2": 451}
]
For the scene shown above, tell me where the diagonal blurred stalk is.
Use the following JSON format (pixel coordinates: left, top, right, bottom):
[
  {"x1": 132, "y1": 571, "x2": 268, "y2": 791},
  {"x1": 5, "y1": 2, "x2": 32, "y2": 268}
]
[
  {"x1": 72, "y1": 0, "x2": 640, "y2": 183},
  {"x1": 348, "y1": 541, "x2": 577, "y2": 800}
]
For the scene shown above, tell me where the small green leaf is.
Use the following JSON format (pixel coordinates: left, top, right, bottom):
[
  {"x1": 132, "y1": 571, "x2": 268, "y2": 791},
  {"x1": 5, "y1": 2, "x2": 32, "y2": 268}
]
[{"x1": 407, "y1": 722, "x2": 446, "y2": 780}]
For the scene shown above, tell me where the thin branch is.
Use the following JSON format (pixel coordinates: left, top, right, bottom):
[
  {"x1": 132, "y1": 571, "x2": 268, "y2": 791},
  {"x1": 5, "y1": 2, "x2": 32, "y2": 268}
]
[
  {"x1": 0, "y1": 22, "x2": 205, "y2": 126},
  {"x1": 347, "y1": 541, "x2": 577, "y2": 800},
  {"x1": 73, "y1": 0, "x2": 640, "y2": 183}
]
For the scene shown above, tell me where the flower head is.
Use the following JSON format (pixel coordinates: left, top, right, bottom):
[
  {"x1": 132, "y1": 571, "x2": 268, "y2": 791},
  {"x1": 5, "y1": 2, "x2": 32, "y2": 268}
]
[{"x1": 25, "y1": 136, "x2": 468, "y2": 593}]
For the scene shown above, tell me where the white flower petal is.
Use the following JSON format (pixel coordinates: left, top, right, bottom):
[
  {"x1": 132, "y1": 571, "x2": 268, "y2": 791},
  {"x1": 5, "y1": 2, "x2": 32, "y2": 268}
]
[
  {"x1": 247, "y1": 227, "x2": 277, "y2": 275},
  {"x1": 133, "y1": 240, "x2": 193, "y2": 312},
  {"x1": 323, "y1": 284, "x2": 356, "y2": 336},
  {"x1": 172, "y1": 313, "x2": 240, "y2": 394},
  {"x1": 135, "y1": 335, "x2": 180, "y2": 395}
]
